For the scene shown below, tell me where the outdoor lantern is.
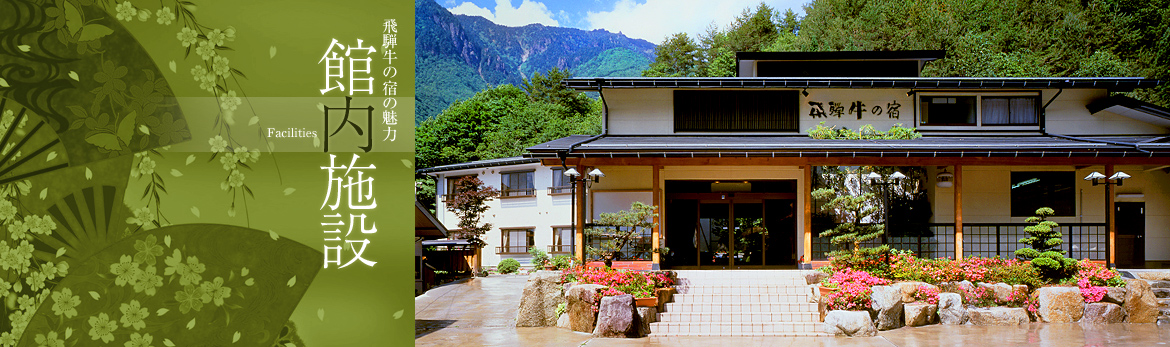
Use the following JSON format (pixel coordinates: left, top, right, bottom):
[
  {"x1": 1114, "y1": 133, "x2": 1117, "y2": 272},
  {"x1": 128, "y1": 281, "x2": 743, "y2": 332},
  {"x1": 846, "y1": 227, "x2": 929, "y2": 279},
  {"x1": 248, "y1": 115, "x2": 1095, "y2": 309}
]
[
  {"x1": 563, "y1": 167, "x2": 580, "y2": 178},
  {"x1": 936, "y1": 168, "x2": 954, "y2": 188},
  {"x1": 1084, "y1": 171, "x2": 1107, "y2": 185},
  {"x1": 587, "y1": 168, "x2": 605, "y2": 183},
  {"x1": 889, "y1": 171, "x2": 907, "y2": 181},
  {"x1": 1108, "y1": 172, "x2": 1131, "y2": 186},
  {"x1": 866, "y1": 171, "x2": 882, "y2": 182}
]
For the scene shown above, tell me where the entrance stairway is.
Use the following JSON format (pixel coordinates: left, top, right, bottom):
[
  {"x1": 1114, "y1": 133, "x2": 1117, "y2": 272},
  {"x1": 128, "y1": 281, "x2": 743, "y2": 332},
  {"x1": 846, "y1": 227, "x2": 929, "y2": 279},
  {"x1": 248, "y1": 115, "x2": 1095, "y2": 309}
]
[{"x1": 649, "y1": 270, "x2": 829, "y2": 336}]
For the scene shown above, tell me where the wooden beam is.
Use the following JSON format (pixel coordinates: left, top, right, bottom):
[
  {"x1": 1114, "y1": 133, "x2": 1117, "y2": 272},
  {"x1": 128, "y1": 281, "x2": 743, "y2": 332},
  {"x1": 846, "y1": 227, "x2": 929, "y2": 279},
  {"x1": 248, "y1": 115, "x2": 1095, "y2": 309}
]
[
  {"x1": 652, "y1": 165, "x2": 662, "y2": 265},
  {"x1": 803, "y1": 165, "x2": 813, "y2": 266},
  {"x1": 1106, "y1": 164, "x2": 1115, "y2": 266},
  {"x1": 955, "y1": 165, "x2": 964, "y2": 260}
]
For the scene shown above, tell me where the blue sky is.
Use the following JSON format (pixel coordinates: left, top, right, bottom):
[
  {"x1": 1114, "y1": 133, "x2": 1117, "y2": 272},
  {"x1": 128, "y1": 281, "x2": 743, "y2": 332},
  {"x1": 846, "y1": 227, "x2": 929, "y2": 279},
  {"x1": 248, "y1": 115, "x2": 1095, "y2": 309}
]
[{"x1": 442, "y1": 0, "x2": 808, "y2": 44}]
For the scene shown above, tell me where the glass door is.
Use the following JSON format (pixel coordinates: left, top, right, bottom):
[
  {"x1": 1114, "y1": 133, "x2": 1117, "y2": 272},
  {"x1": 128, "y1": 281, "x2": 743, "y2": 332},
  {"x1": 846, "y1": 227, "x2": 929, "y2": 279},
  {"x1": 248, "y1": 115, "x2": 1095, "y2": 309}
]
[
  {"x1": 733, "y1": 202, "x2": 766, "y2": 267},
  {"x1": 698, "y1": 203, "x2": 730, "y2": 267}
]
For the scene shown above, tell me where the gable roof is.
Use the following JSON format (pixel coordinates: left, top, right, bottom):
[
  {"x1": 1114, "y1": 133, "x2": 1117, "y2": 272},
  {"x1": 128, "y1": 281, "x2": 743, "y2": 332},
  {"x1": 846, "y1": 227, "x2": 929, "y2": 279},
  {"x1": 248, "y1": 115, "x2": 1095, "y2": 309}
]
[
  {"x1": 1088, "y1": 95, "x2": 1170, "y2": 127},
  {"x1": 563, "y1": 77, "x2": 1161, "y2": 91},
  {"x1": 416, "y1": 156, "x2": 539, "y2": 174}
]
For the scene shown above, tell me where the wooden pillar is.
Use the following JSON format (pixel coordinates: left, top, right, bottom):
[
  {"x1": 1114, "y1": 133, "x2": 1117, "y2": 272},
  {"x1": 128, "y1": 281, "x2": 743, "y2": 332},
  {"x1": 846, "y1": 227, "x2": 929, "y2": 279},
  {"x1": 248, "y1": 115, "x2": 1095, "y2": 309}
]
[
  {"x1": 575, "y1": 164, "x2": 587, "y2": 264},
  {"x1": 803, "y1": 165, "x2": 813, "y2": 265},
  {"x1": 1106, "y1": 164, "x2": 1115, "y2": 266},
  {"x1": 954, "y1": 165, "x2": 964, "y2": 260},
  {"x1": 652, "y1": 165, "x2": 662, "y2": 265}
]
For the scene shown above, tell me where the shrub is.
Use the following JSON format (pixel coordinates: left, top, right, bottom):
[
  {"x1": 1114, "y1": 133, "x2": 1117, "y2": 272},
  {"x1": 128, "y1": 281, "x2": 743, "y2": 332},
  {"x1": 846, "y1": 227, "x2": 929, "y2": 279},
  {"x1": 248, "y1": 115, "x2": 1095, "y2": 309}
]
[
  {"x1": 528, "y1": 248, "x2": 550, "y2": 268},
  {"x1": 959, "y1": 286, "x2": 997, "y2": 307},
  {"x1": 987, "y1": 261, "x2": 1042, "y2": 289},
  {"x1": 1076, "y1": 259, "x2": 1126, "y2": 287},
  {"x1": 560, "y1": 266, "x2": 673, "y2": 298},
  {"x1": 1078, "y1": 277, "x2": 1107, "y2": 303},
  {"x1": 1014, "y1": 207, "x2": 1077, "y2": 281},
  {"x1": 551, "y1": 255, "x2": 573, "y2": 270},
  {"x1": 912, "y1": 285, "x2": 940, "y2": 304},
  {"x1": 556, "y1": 302, "x2": 567, "y2": 317},
  {"x1": 823, "y1": 268, "x2": 890, "y2": 310},
  {"x1": 497, "y1": 258, "x2": 521, "y2": 274}
]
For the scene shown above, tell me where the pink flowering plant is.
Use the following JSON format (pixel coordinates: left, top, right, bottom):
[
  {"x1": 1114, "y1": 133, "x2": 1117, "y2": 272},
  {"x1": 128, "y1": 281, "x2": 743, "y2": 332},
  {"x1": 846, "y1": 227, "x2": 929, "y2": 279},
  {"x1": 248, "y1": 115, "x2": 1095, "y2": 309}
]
[
  {"x1": 823, "y1": 268, "x2": 891, "y2": 310},
  {"x1": 561, "y1": 266, "x2": 674, "y2": 298},
  {"x1": 1078, "y1": 277, "x2": 1108, "y2": 303},
  {"x1": 1076, "y1": 259, "x2": 1125, "y2": 287},
  {"x1": 912, "y1": 285, "x2": 940, "y2": 304}
]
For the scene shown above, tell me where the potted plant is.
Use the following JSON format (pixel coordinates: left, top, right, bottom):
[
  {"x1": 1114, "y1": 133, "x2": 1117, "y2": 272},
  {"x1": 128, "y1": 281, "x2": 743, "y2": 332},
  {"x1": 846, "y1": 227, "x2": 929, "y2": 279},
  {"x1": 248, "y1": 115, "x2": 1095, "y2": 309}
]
[{"x1": 528, "y1": 248, "x2": 552, "y2": 270}]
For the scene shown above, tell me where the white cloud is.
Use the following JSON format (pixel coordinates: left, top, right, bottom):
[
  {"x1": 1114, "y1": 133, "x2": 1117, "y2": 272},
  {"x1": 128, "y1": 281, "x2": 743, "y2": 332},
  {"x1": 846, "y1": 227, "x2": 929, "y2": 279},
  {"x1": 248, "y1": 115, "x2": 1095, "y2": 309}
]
[
  {"x1": 448, "y1": 0, "x2": 561, "y2": 27},
  {"x1": 584, "y1": 0, "x2": 805, "y2": 44}
]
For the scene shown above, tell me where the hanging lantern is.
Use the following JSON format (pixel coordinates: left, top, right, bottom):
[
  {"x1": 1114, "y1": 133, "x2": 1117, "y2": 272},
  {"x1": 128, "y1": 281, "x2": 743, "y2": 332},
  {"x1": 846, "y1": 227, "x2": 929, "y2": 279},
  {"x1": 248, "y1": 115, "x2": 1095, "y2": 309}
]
[{"x1": 936, "y1": 168, "x2": 954, "y2": 188}]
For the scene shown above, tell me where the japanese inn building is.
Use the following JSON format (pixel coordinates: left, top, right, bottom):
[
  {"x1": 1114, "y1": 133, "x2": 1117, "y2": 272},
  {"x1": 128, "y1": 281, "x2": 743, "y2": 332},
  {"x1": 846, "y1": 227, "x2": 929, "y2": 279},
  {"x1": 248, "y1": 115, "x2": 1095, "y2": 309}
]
[{"x1": 421, "y1": 50, "x2": 1170, "y2": 270}]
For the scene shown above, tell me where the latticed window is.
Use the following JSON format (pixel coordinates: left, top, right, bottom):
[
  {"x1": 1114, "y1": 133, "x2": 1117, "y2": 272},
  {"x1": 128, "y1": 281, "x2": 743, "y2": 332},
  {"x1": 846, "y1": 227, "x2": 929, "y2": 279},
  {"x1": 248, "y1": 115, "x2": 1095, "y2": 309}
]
[
  {"x1": 501, "y1": 170, "x2": 535, "y2": 197},
  {"x1": 499, "y1": 228, "x2": 534, "y2": 254}
]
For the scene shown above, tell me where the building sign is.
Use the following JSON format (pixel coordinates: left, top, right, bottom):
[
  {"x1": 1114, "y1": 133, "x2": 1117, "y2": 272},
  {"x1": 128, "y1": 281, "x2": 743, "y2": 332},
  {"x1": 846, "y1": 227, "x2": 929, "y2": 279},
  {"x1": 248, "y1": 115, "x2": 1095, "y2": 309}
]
[{"x1": 809, "y1": 99, "x2": 902, "y2": 119}]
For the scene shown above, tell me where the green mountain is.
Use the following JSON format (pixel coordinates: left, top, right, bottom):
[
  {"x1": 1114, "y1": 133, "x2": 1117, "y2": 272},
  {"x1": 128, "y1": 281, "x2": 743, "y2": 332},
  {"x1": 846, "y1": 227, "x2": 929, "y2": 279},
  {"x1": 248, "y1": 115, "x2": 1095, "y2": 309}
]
[{"x1": 414, "y1": 0, "x2": 655, "y2": 123}]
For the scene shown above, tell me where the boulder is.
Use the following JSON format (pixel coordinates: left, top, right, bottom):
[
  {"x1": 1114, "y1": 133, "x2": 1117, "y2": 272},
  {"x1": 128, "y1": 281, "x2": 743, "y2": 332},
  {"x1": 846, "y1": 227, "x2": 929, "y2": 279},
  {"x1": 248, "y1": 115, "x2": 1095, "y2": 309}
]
[
  {"x1": 1102, "y1": 286, "x2": 1127, "y2": 305},
  {"x1": 805, "y1": 271, "x2": 829, "y2": 285},
  {"x1": 978, "y1": 282, "x2": 1015, "y2": 303},
  {"x1": 1123, "y1": 279, "x2": 1160, "y2": 323},
  {"x1": 939, "y1": 280, "x2": 975, "y2": 294},
  {"x1": 967, "y1": 307, "x2": 1030, "y2": 325},
  {"x1": 655, "y1": 287, "x2": 676, "y2": 312},
  {"x1": 870, "y1": 285, "x2": 905, "y2": 330},
  {"x1": 1152, "y1": 288, "x2": 1170, "y2": 299},
  {"x1": 556, "y1": 313, "x2": 570, "y2": 329},
  {"x1": 515, "y1": 271, "x2": 566, "y2": 327},
  {"x1": 904, "y1": 303, "x2": 938, "y2": 327},
  {"x1": 895, "y1": 282, "x2": 933, "y2": 303},
  {"x1": 566, "y1": 284, "x2": 608, "y2": 333},
  {"x1": 636, "y1": 307, "x2": 657, "y2": 337},
  {"x1": 1080, "y1": 302, "x2": 1124, "y2": 324},
  {"x1": 1133, "y1": 272, "x2": 1170, "y2": 281},
  {"x1": 1034, "y1": 287, "x2": 1085, "y2": 323},
  {"x1": 937, "y1": 293, "x2": 967, "y2": 325},
  {"x1": 593, "y1": 294, "x2": 638, "y2": 338},
  {"x1": 823, "y1": 310, "x2": 877, "y2": 337}
]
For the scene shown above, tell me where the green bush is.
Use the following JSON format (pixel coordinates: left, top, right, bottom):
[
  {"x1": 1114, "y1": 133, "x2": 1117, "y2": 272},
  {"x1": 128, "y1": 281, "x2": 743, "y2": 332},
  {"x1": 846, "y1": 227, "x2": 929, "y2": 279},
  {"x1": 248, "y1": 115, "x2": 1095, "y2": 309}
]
[
  {"x1": 551, "y1": 255, "x2": 573, "y2": 270},
  {"x1": 497, "y1": 258, "x2": 521, "y2": 274},
  {"x1": 1014, "y1": 207, "x2": 1077, "y2": 282},
  {"x1": 987, "y1": 262, "x2": 1043, "y2": 289},
  {"x1": 528, "y1": 248, "x2": 550, "y2": 267}
]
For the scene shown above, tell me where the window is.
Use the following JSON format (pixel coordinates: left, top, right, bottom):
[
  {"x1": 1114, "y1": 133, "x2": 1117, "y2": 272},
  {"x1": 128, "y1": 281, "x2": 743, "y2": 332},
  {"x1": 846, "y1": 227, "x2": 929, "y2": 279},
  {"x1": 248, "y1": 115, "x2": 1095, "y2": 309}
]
[
  {"x1": 981, "y1": 97, "x2": 1038, "y2": 125},
  {"x1": 550, "y1": 168, "x2": 572, "y2": 194},
  {"x1": 1011, "y1": 172, "x2": 1075, "y2": 217},
  {"x1": 920, "y1": 96, "x2": 976, "y2": 125},
  {"x1": 443, "y1": 175, "x2": 474, "y2": 201},
  {"x1": 499, "y1": 228, "x2": 534, "y2": 254},
  {"x1": 550, "y1": 227, "x2": 574, "y2": 253},
  {"x1": 501, "y1": 170, "x2": 535, "y2": 197},
  {"x1": 674, "y1": 90, "x2": 799, "y2": 132},
  {"x1": 919, "y1": 94, "x2": 1040, "y2": 127}
]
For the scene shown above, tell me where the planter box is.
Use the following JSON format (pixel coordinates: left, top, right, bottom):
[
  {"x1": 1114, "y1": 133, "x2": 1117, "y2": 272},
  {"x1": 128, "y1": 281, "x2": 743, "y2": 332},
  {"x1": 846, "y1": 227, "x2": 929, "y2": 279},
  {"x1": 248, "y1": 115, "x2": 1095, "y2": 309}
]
[
  {"x1": 819, "y1": 286, "x2": 839, "y2": 297},
  {"x1": 635, "y1": 297, "x2": 657, "y2": 307}
]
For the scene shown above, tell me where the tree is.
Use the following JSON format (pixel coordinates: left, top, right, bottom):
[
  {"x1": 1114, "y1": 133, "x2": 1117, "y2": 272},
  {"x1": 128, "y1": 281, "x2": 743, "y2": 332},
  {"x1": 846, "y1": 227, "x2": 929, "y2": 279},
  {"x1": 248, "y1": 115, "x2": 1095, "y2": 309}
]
[
  {"x1": 521, "y1": 67, "x2": 593, "y2": 116},
  {"x1": 811, "y1": 187, "x2": 888, "y2": 259},
  {"x1": 1015, "y1": 207, "x2": 1077, "y2": 281},
  {"x1": 446, "y1": 176, "x2": 500, "y2": 273},
  {"x1": 643, "y1": 33, "x2": 701, "y2": 77},
  {"x1": 586, "y1": 202, "x2": 658, "y2": 268}
]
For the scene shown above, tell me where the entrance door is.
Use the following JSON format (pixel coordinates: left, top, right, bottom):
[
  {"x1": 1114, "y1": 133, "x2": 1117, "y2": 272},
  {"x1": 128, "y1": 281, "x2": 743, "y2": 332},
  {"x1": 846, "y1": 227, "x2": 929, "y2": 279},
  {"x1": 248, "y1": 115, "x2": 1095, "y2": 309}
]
[
  {"x1": 663, "y1": 196, "x2": 795, "y2": 269},
  {"x1": 1115, "y1": 202, "x2": 1145, "y2": 268}
]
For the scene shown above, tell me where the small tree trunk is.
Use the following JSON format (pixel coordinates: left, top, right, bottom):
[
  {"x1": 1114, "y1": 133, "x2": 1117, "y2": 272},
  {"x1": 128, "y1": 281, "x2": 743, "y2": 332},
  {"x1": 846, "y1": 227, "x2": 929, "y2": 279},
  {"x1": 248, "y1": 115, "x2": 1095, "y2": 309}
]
[{"x1": 474, "y1": 247, "x2": 483, "y2": 274}]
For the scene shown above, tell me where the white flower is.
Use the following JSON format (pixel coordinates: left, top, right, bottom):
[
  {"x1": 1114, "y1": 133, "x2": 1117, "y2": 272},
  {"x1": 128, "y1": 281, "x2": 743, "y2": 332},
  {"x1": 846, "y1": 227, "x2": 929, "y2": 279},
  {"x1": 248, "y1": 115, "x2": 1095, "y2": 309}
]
[
  {"x1": 156, "y1": 7, "x2": 175, "y2": 25},
  {"x1": 227, "y1": 170, "x2": 245, "y2": 188},
  {"x1": 213, "y1": 56, "x2": 230, "y2": 77},
  {"x1": 0, "y1": 199, "x2": 17, "y2": 222},
  {"x1": 206, "y1": 29, "x2": 225, "y2": 47},
  {"x1": 137, "y1": 9, "x2": 150, "y2": 22},
  {"x1": 208, "y1": 135, "x2": 228, "y2": 152},
  {"x1": 176, "y1": 27, "x2": 198, "y2": 47},
  {"x1": 115, "y1": 1, "x2": 136, "y2": 22},
  {"x1": 195, "y1": 40, "x2": 216, "y2": 61},
  {"x1": 224, "y1": 26, "x2": 236, "y2": 41}
]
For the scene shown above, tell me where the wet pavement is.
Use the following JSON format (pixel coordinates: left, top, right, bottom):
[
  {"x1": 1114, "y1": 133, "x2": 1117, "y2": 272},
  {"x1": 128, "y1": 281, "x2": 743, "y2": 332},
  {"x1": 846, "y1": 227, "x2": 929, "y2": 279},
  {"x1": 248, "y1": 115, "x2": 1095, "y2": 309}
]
[{"x1": 415, "y1": 274, "x2": 1170, "y2": 347}]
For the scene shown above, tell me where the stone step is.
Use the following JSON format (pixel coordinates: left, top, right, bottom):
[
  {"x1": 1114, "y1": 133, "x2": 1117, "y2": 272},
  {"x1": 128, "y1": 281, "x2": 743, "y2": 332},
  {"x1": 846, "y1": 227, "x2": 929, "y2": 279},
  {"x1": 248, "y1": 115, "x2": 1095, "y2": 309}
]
[
  {"x1": 664, "y1": 302, "x2": 819, "y2": 313},
  {"x1": 676, "y1": 285, "x2": 812, "y2": 295},
  {"x1": 659, "y1": 311, "x2": 820, "y2": 323},
  {"x1": 1159, "y1": 298, "x2": 1170, "y2": 308},
  {"x1": 673, "y1": 293, "x2": 809, "y2": 304},
  {"x1": 677, "y1": 278, "x2": 807, "y2": 286},
  {"x1": 649, "y1": 322, "x2": 827, "y2": 336}
]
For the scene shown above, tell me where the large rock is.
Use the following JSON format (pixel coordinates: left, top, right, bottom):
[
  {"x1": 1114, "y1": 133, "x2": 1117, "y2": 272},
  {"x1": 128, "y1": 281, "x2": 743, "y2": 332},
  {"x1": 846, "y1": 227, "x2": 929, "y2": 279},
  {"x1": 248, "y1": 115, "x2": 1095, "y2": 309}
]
[
  {"x1": 1034, "y1": 287, "x2": 1085, "y2": 323},
  {"x1": 939, "y1": 281, "x2": 975, "y2": 294},
  {"x1": 894, "y1": 282, "x2": 934, "y2": 303},
  {"x1": 805, "y1": 271, "x2": 829, "y2": 285},
  {"x1": 978, "y1": 282, "x2": 1015, "y2": 303},
  {"x1": 1080, "y1": 302, "x2": 1124, "y2": 324},
  {"x1": 904, "y1": 303, "x2": 938, "y2": 327},
  {"x1": 823, "y1": 310, "x2": 877, "y2": 337},
  {"x1": 967, "y1": 307, "x2": 1030, "y2": 325},
  {"x1": 515, "y1": 271, "x2": 566, "y2": 327},
  {"x1": 937, "y1": 293, "x2": 967, "y2": 325},
  {"x1": 1123, "y1": 279, "x2": 1160, "y2": 323},
  {"x1": 870, "y1": 285, "x2": 904, "y2": 330},
  {"x1": 1102, "y1": 286, "x2": 1127, "y2": 305},
  {"x1": 566, "y1": 284, "x2": 607, "y2": 333},
  {"x1": 593, "y1": 294, "x2": 638, "y2": 338},
  {"x1": 636, "y1": 307, "x2": 656, "y2": 337},
  {"x1": 556, "y1": 312, "x2": 570, "y2": 329}
]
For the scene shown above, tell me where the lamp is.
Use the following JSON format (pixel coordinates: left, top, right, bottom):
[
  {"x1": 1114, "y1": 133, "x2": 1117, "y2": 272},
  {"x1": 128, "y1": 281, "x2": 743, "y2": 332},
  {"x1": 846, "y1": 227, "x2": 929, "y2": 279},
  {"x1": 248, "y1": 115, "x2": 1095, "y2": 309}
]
[
  {"x1": 563, "y1": 167, "x2": 580, "y2": 178},
  {"x1": 1083, "y1": 171, "x2": 1107, "y2": 186},
  {"x1": 801, "y1": 88, "x2": 809, "y2": 97},
  {"x1": 936, "y1": 168, "x2": 954, "y2": 188},
  {"x1": 1108, "y1": 172, "x2": 1130, "y2": 186},
  {"x1": 907, "y1": 90, "x2": 916, "y2": 97},
  {"x1": 587, "y1": 168, "x2": 605, "y2": 183}
]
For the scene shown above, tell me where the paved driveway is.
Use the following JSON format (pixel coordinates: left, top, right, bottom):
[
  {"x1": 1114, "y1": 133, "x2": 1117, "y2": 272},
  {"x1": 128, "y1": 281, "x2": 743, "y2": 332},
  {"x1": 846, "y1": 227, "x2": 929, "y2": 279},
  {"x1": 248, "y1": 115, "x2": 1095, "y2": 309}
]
[{"x1": 416, "y1": 274, "x2": 1170, "y2": 347}]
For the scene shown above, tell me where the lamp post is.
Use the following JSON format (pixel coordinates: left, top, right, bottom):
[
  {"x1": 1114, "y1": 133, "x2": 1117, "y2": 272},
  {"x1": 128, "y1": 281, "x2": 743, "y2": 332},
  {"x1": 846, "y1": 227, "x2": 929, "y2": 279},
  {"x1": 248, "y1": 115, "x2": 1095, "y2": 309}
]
[
  {"x1": 1084, "y1": 171, "x2": 1128, "y2": 268},
  {"x1": 865, "y1": 171, "x2": 906, "y2": 245},
  {"x1": 563, "y1": 166, "x2": 604, "y2": 264}
]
